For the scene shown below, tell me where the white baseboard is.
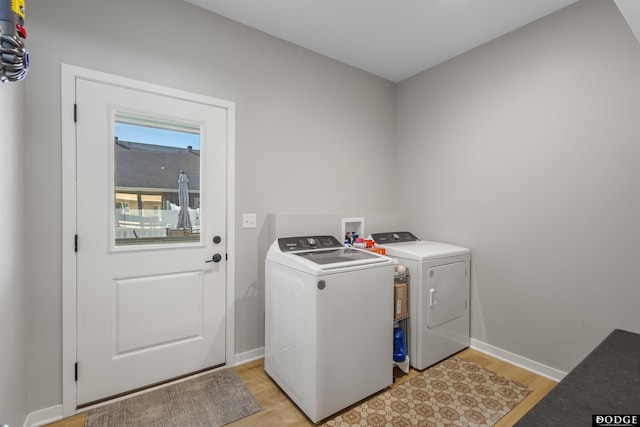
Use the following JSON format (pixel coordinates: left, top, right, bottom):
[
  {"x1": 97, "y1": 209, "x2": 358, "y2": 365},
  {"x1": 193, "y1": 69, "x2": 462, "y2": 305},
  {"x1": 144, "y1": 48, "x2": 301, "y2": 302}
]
[
  {"x1": 470, "y1": 338, "x2": 566, "y2": 382},
  {"x1": 24, "y1": 405, "x2": 63, "y2": 427},
  {"x1": 234, "y1": 346, "x2": 264, "y2": 366}
]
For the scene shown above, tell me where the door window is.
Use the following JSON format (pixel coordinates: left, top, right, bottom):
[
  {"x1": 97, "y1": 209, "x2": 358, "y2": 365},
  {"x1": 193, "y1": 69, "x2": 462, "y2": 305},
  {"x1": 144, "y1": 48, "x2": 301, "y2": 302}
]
[{"x1": 113, "y1": 111, "x2": 201, "y2": 246}]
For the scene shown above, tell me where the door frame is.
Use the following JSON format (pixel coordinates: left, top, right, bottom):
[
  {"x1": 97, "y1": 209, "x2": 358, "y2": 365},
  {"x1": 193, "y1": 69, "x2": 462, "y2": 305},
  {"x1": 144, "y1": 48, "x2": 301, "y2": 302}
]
[{"x1": 61, "y1": 64, "x2": 236, "y2": 416}]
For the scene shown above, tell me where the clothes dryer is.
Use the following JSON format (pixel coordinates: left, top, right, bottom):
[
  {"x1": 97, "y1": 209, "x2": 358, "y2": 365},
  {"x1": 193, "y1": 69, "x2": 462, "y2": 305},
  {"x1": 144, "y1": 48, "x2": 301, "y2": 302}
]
[
  {"x1": 265, "y1": 235, "x2": 394, "y2": 423},
  {"x1": 370, "y1": 232, "x2": 470, "y2": 370}
]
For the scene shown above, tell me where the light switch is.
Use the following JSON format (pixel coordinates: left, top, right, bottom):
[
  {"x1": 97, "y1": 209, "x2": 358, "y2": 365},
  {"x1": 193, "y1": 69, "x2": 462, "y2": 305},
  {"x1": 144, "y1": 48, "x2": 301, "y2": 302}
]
[{"x1": 242, "y1": 213, "x2": 257, "y2": 229}]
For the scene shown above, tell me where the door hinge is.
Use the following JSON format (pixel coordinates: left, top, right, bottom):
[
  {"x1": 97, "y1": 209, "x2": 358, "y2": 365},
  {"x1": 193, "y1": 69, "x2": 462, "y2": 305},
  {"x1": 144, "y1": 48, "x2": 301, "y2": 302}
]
[
  {"x1": 226, "y1": 253, "x2": 228, "y2": 261},
  {"x1": 74, "y1": 362, "x2": 78, "y2": 381},
  {"x1": 74, "y1": 104, "x2": 77, "y2": 122},
  {"x1": 74, "y1": 234, "x2": 78, "y2": 252}
]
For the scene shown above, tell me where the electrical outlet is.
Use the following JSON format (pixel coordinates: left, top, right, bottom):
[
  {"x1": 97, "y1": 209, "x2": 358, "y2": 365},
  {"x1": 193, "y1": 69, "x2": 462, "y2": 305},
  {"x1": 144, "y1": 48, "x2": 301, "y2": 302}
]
[{"x1": 242, "y1": 213, "x2": 257, "y2": 229}]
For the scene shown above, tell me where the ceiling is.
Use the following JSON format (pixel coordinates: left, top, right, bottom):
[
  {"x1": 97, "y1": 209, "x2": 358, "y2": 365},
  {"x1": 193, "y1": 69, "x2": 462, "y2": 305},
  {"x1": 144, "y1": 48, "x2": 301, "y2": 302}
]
[
  {"x1": 184, "y1": 0, "x2": 581, "y2": 82},
  {"x1": 185, "y1": 0, "x2": 640, "y2": 82}
]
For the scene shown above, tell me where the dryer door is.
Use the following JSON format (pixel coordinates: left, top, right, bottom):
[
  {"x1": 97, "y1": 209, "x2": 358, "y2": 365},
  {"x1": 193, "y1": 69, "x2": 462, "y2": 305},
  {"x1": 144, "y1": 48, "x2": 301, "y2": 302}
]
[{"x1": 426, "y1": 261, "x2": 468, "y2": 328}]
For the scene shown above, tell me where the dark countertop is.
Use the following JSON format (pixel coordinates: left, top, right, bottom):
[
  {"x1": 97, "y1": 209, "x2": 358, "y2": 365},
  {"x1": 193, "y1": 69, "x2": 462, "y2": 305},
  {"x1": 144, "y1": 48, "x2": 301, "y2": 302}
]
[{"x1": 516, "y1": 329, "x2": 640, "y2": 427}]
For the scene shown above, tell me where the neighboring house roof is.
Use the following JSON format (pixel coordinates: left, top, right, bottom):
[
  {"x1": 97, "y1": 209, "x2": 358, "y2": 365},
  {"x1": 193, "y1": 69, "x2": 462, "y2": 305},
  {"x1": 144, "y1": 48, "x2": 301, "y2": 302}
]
[{"x1": 115, "y1": 140, "x2": 201, "y2": 191}]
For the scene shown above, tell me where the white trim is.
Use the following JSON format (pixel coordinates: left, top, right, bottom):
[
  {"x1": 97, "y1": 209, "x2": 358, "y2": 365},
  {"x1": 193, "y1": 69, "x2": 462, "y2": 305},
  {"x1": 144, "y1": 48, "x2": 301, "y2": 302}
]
[
  {"x1": 60, "y1": 64, "x2": 236, "y2": 417},
  {"x1": 23, "y1": 405, "x2": 63, "y2": 427},
  {"x1": 234, "y1": 347, "x2": 265, "y2": 366},
  {"x1": 60, "y1": 64, "x2": 78, "y2": 418},
  {"x1": 225, "y1": 86, "x2": 237, "y2": 374},
  {"x1": 470, "y1": 338, "x2": 566, "y2": 382}
]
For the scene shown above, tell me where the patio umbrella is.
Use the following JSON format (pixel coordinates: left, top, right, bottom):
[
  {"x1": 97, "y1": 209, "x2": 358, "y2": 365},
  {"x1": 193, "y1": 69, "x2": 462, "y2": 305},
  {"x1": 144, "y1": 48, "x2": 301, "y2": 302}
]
[{"x1": 176, "y1": 171, "x2": 192, "y2": 230}]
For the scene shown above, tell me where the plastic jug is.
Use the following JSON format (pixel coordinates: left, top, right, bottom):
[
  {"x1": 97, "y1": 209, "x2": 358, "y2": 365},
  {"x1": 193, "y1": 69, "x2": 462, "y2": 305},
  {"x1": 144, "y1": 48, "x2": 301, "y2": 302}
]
[{"x1": 393, "y1": 322, "x2": 406, "y2": 363}]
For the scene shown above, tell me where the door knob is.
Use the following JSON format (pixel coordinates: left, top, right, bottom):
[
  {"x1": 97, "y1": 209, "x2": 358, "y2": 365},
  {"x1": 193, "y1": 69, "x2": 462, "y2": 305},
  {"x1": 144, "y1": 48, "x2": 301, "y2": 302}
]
[{"x1": 206, "y1": 253, "x2": 222, "y2": 263}]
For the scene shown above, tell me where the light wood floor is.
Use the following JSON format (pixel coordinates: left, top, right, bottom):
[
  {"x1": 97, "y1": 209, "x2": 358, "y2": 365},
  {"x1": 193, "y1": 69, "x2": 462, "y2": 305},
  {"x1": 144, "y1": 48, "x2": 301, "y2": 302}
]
[{"x1": 44, "y1": 348, "x2": 556, "y2": 426}]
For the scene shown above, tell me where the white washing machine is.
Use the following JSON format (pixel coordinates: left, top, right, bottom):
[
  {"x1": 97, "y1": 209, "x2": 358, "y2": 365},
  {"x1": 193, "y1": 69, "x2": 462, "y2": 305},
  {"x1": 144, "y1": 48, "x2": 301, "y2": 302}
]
[
  {"x1": 265, "y1": 235, "x2": 394, "y2": 423},
  {"x1": 371, "y1": 232, "x2": 470, "y2": 370}
]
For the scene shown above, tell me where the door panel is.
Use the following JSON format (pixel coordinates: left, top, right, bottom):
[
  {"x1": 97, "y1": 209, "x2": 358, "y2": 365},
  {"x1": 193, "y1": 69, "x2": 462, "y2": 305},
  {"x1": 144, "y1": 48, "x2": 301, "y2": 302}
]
[
  {"x1": 75, "y1": 78, "x2": 227, "y2": 406},
  {"x1": 114, "y1": 271, "x2": 203, "y2": 356},
  {"x1": 426, "y1": 262, "x2": 468, "y2": 328}
]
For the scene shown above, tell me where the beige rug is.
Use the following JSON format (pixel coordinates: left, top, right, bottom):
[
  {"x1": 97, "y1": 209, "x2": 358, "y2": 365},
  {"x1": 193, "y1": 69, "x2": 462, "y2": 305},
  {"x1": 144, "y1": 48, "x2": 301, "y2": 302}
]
[
  {"x1": 322, "y1": 356, "x2": 531, "y2": 427},
  {"x1": 85, "y1": 368, "x2": 260, "y2": 427}
]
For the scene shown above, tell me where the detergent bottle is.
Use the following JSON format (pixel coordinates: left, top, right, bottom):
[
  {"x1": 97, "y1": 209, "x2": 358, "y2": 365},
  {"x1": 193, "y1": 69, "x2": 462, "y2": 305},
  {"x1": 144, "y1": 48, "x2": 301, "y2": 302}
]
[{"x1": 393, "y1": 321, "x2": 406, "y2": 363}]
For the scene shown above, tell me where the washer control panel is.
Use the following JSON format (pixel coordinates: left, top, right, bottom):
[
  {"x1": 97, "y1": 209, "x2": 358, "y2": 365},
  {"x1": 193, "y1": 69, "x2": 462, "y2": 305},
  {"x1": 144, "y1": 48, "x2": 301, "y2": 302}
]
[
  {"x1": 370, "y1": 231, "x2": 419, "y2": 244},
  {"x1": 278, "y1": 235, "x2": 343, "y2": 252}
]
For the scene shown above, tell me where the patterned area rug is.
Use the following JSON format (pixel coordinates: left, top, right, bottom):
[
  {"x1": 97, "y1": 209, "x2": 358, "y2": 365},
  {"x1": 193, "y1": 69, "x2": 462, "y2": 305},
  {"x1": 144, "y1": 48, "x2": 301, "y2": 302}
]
[
  {"x1": 85, "y1": 368, "x2": 260, "y2": 427},
  {"x1": 322, "y1": 356, "x2": 531, "y2": 426}
]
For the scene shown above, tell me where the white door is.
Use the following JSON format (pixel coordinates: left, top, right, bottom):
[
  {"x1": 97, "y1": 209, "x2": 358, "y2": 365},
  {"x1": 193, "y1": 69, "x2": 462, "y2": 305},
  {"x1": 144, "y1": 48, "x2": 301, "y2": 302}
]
[
  {"x1": 75, "y1": 78, "x2": 227, "y2": 406},
  {"x1": 426, "y1": 262, "x2": 468, "y2": 328}
]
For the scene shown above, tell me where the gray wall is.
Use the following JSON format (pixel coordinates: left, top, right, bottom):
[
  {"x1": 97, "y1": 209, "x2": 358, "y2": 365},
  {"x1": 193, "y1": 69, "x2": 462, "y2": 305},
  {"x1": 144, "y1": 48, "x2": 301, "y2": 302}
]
[
  {"x1": 0, "y1": 82, "x2": 27, "y2": 425},
  {"x1": 395, "y1": 0, "x2": 640, "y2": 373},
  {"x1": 25, "y1": 0, "x2": 395, "y2": 413}
]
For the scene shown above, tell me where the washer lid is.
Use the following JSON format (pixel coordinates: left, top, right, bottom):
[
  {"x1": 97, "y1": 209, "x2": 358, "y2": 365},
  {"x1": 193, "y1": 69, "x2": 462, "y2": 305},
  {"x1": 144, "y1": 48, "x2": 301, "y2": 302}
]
[
  {"x1": 269, "y1": 236, "x2": 392, "y2": 272},
  {"x1": 293, "y1": 247, "x2": 383, "y2": 267}
]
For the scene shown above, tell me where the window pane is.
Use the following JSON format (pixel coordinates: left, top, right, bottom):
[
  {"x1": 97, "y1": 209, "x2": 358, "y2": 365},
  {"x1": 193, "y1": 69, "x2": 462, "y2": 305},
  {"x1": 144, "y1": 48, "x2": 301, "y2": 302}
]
[{"x1": 114, "y1": 112, "x2": 201, "y2": 246}]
